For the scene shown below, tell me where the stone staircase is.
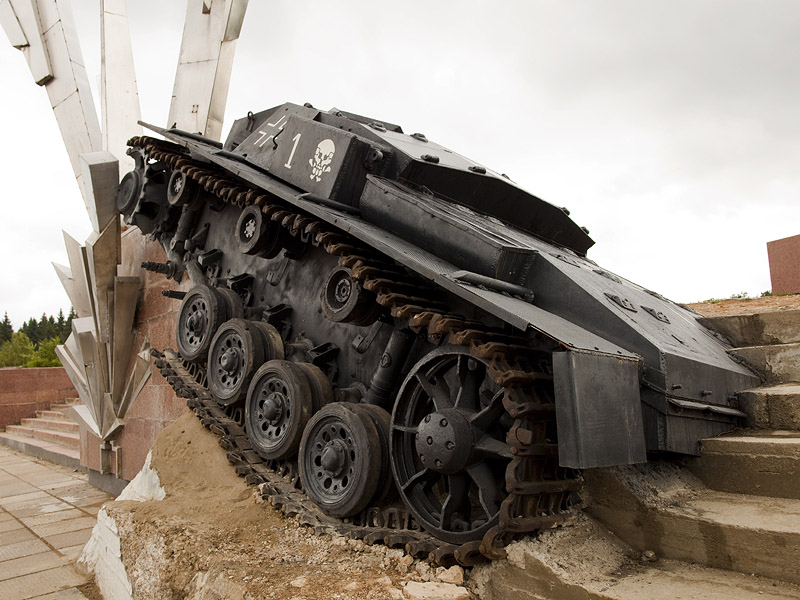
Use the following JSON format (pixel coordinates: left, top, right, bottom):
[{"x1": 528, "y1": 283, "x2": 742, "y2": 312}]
[
  {"x1": 691, "y1": 309, "x2": 800, "y2": 496},
  {"x1": 0, "y1": 398, "x2": 82, "y2": 470},
  {"x1": 475, "y1": 309, "x2": 800, "y2": 599}
]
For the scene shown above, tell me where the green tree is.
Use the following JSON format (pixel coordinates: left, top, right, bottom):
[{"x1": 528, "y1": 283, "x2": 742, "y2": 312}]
[
  {"x1": 0, "y1": 313, "x2": 12, "y2": 344},
  {"x1": 20, "y1": 317, "x2": 40, "y2": 347},
  {"x1": 56, "y1": 309, "x2": 66, "y2": 341},
  {"x1": 25, "y1": 337, "x2": 62, "y2": 368},
  {"x1": 38, "y1": 313, "x2": 57, "y2": 343},
  {"x1": 58, "y1": 308, "x2": 76, "y2": 343},
  {"x1": 0, "y1": 332, "x2": 35, "y2": 367}
]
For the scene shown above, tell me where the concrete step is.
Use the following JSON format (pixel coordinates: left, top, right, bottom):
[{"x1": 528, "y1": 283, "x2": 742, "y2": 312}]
[
  {"x1": 699, "y1": 310, "x2": 800, "y2": 347},
  {"x1": 688, "y1": 430, "x2": 800, "y2": 499},
  {"x1": 0, "y1": 432, "x2": 81, "y2": 470},
  {"x1": 731, "y1": 342, "x2": 800, "y2": 384},
  {"x1": 4, "y1": 424, "x2": 80, "y2": 449},
  {"x1": 477, "y1": 516, "x2": 800, "y2": 600},
  {"x1": 36, "y1": 409, "x2": 70, "y2": 420},
  {"x1": 50, "y1": 402, "x2": 81, "y2": 411},
  {"x1": 584, "y1": 465, "x2": 800, "y2": 585},
  {"x1": 20, "y1": 417, "x2": 79, "y2": 433},
  {"x1": 738, "y1": 383, "x2": 800, "y2": 429},
  {"x1": 487, "y1": 559, "x2": 800, "y2": 600}
]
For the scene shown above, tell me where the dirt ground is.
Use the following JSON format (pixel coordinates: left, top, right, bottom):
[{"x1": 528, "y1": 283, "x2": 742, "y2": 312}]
[
  {"x1": 101, "y1": 412, "x2": 472, "y2": 600},
  {"x1": 86, "y1": 293, "x2": 799, "y2": 599},
  {"x1": 686, "y1": 293, "x2": 800, "y2": 317}
]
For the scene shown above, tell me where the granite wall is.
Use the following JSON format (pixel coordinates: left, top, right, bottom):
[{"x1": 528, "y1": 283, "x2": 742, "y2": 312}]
[
  {"x1": 768, "y1": 234, "x2": 800, "y2": 295},
  {"x1": 0, "y1": 367, "x2": 77, "y2": 430}
]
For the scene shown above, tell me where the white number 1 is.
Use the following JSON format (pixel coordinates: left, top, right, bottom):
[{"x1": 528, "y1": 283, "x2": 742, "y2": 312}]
[{"x1": 284, "y1": 133, "x2": 302, "y2": 169}]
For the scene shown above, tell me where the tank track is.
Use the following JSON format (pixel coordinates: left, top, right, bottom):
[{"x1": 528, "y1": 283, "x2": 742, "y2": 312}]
[{"x1": 132, "y1": 135, "x2": 581, "y2": 567}]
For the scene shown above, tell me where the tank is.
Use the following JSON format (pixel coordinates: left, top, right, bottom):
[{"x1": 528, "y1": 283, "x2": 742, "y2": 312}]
[{"x1": 117, "y1": 102, "x2": 758, "y2": 565}]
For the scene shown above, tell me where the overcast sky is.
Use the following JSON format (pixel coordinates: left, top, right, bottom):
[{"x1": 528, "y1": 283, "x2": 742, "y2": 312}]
[{"x1": 1, "y1": 0, "x2": 798, "y2": 328}]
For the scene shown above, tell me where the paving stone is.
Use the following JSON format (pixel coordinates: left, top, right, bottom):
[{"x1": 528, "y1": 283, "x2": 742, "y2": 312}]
[
  {"x1": 31, "y1": 516, "x2": 98, "y2": 538},
  {"x1": 0, "y1": 516, "x2": 23, "y2": 532},
  {"x1": 80, "y1": 505, "x2": 101, "y2": 516},
  {"x1": 51, "y1": 485, "x2": 95, "y2": 498},
  {"x1": 20, "y1": 508, "x2": 86, "y2": 527},
  {"x1": 43, "y1": 479, "x2": 86, "y2": 491},
  {"x1": 8, "y1": 499, "x2": 73, "y2": 518},
  {"x1": 0, "y1": 447, "x2": 105, "y2": 600},
  {"x1": 0, "y1": 565, "x2": 86, "y2": 600},
  {"x1": 0, "y1": 482, "x2": 38, "y2": 497},
  {"x1": 59, "y1": 544, "x2": 87, "y2": 561},
  {"x1": 29, "y1": 589, "x2": 89, "y2": 600},
  {"x1": 24, "y1": 469, "x2": 76, "y2": 481},
  {"x1": 0, "y1": 488, "x2": 34, "y2": 501},
  {"x1": 0, "y1": 550, "x2": 64, "y2": 581},
  {"x1": 2, "y1": 526, "x2": 37, "y2": 544},
  {"x1": 44, "y1": 528, "x2": 95, "y2": 550},
  {"x1": 31, "y1": 477, "x2": 82, "y2": 489},
  {"x1": 0, "y1": 538, "x2": 50, "y2": 561},
  {"x1": 0, "y1": 491, "x2": 50, "y2": 508},
  {"x1": 4, "y1": 466, "x2": 52, "y2": 478},
  {"x1": 71, "y1": 494, "x2": 110, "y2": 508},
  {"x1": 4, "y1": 495, "x2": 63, "y2": 512}
]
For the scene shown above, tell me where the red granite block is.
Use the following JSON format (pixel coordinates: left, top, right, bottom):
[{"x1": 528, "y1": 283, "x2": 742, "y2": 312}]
[
  {"x1": 0, "y1": 368, "x2": 77, "y2": 429},
  {"x1": 126, "y1": 383, "x2": 174, "y2": 420},
  {"x1": 145, "y1": 315, "x2": 181, "y2": 351},
  {"x1": 137, "y1": 279, "x2": 185, "y2": 323},
  {"x1": 162, "y1": 395, "x2": 189, "y2": 423},
  {"x1": 116, "y1": 418, "x2": 158, "y2": 481},
  {"x1": 80, "y1": 429, "x2": 102, "y2": 472},
  {"x1": 768, "y1": 234, "x2": 800, "y2": 295}
]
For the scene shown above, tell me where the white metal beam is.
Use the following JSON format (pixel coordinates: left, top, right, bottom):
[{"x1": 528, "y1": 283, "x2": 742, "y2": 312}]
[
  {"x1": 62, "y1": 230, "x2": 92, "y2": 318},
  {"x1": 0, "y1": 0, "x2": 28, "y2": 48},
  {"x1": 167, "y1": 0, "x2": 248, "y2": 141},
  {"x1": 2, "y1": 0, "x2": 101, "y2": 213},
  {"x1": 100, "y1": 0, "x2": 141, "y2": 177},
  {"x1": 0, "y1": 0, "x2": 52, "y2": 83},
  {"x1": 79, "y1": 151, "x2": 120, "y2": 233}
]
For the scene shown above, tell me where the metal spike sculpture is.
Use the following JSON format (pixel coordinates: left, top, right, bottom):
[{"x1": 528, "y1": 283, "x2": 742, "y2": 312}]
[{"x1": 1, "y1": 0, "x2": 247, "y2": 463}]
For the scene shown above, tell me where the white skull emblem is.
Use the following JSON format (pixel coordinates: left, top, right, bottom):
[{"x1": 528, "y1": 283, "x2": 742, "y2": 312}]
[{"x1": 309, "y1": 139, "x2": 336, "y2": 182}]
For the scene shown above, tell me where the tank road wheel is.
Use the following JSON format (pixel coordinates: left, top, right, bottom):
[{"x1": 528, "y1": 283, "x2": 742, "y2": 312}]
[
  {"x1": 207, "y1": 319, "x2": 266, "y2": 407},
  {"x1": 350, "y1": 403, "x2": 396, "y2": 505},
  {"x1": 166, "y1": 170, "x2": 197, "y2": 207},
  {"x1": 320, "y1": 267, "x2": 381, "y2": 327},
  {"x1": 299, "y1": 403, "x2": 381, "y2": 518},
  {"x1": 236, "y1": 205, "x2": 285, "y2": 259},
  {"x1": 390, "y1": 346, "x2": 513, "y2": 545},
  {"x1": 295, "y1": 362, "x2": 334, "y2": 413},
  {"x1": 249, "y1": 322, "x2": 286, "y2": 363},
  {"x1": 116, "y1": 170, "x2": 141, "y2": 217},
  {"x1": 216, "y1": 287, "x2": 245, "y2": 320},
  {"x1": 176, "y1": 285, "x2": 227, "y2": 364},
  {"x1": 246, "y1": 361, "x2": 313, "y2": 460}
]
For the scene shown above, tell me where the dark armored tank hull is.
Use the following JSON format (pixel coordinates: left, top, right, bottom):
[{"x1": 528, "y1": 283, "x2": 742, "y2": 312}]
[{"x1": 118, "y1": 102, "x2": 757, "y2": 564}]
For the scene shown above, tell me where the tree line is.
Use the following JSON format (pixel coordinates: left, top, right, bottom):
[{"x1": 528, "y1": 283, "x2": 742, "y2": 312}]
[{"x1": 0, "y1": 309, "x2": 76, "y2": 368}]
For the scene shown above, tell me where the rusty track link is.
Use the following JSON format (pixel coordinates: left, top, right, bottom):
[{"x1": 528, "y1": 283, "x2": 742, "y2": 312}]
[{"x1": 133, "y1": 136, "x2": 580, "y2": 567}]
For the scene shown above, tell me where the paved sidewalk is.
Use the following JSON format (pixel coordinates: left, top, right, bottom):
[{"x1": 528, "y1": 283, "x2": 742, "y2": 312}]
[{"x1": 0, "y1": 445, "x2": 112, "y2": 599}]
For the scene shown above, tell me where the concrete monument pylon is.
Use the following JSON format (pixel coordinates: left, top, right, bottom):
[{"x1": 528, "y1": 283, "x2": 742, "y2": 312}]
[{"x1": 1, "y1": 0, "x2": 248, "y2": 472}]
